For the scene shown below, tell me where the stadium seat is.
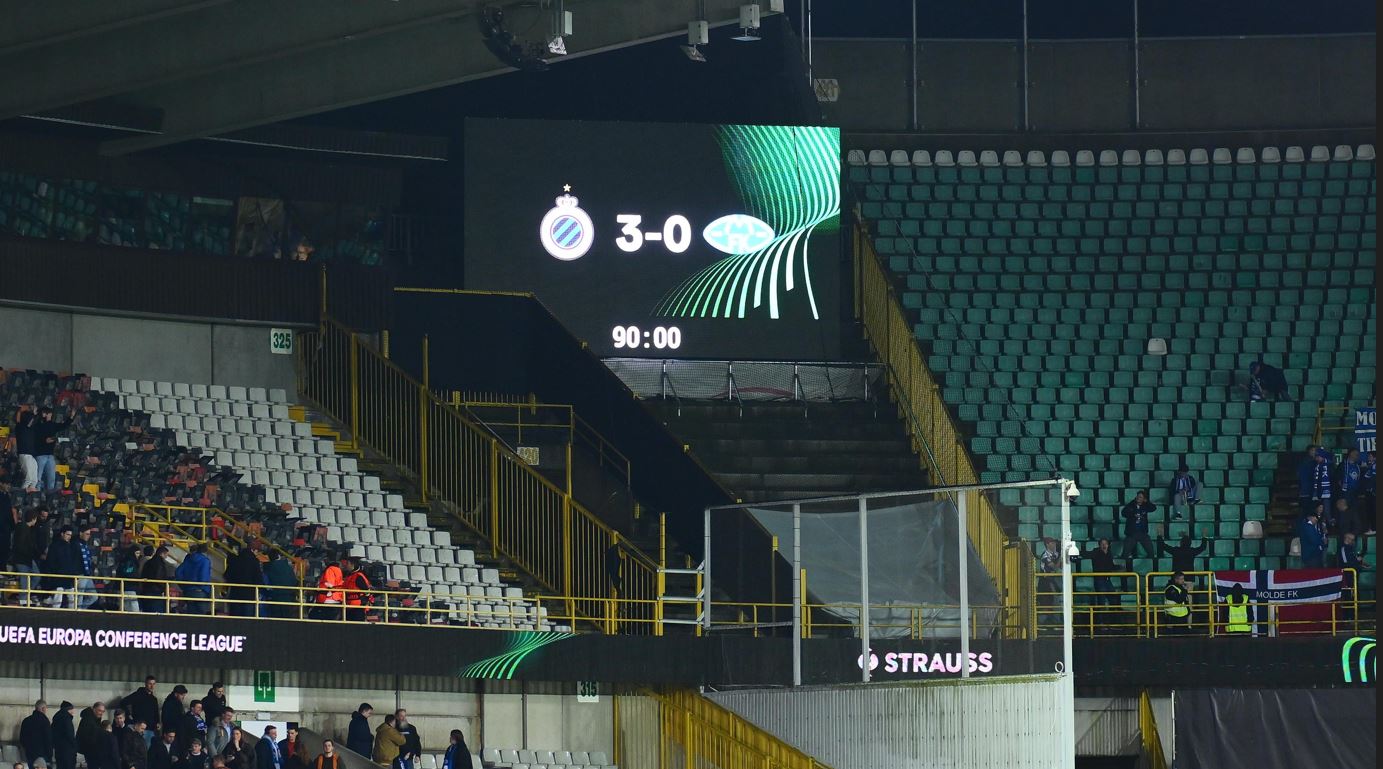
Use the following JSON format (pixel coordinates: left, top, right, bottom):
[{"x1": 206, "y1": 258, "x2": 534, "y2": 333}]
[
  {"x1": 867, "y1": 150, "x2": 888, "y2": 166},
  {"x1": 1309, "y1": 145, "x2": 1330, "y2": 162},
  {"x1": 957, "y1": 150, "x2": 978, "y2": 166},
  {"x1": 854, "y1": 139, "x2": 1376, "y2": 582},
  {"x1": 1357, "y1": 144, "x2": 1376, "y2": 160},
  {"x1": 889, "y1": 149, "x2": 910, "y2": 166},
  {"x1": 1333, "y1": 145, "x2": 1353, "y2": 161},
  {"x1": 846, "y1": 149, "x2": 866, "y2": 166},
  {"x1": 980, "y1": 150, "x2": 1000, "y2": 166},
  {"x1": 1026, "y1": 150, "x2": 1047, "y2": 166},
  {"x1": 912, "y1": 149, "x2": 932, "y2": 166},
  {"x1": 935, "y1": 150, "x2": 955, "y2": 166}
]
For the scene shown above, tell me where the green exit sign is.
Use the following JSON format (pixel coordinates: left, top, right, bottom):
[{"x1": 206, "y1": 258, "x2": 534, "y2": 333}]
[{"x1": 254, "y1": 671, "x2": 275, "y2": 703}]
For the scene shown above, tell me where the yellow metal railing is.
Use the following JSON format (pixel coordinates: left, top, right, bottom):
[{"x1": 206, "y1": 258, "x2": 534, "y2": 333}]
[
  {"x1": 643, "y1": 689, "x2": 830, "y2": 769},
  {"x1": 1033, "y1": 569, "x2": 1370, "y2": 638},
  {"x1": 1138, "y1": 691, "x2": 1169, "y2": 769},
  {"x1": 296, "y1": 315, "x2": 660, "y2": 627},
  {"x1": 1313, "y1": 403, "x2": 1355, "y2": 447},
  {"x1": 447, "y1": 397, "x2": 633, "y2": 490},
  {"x1": 854, "y1": 224, "x2": 1031, "y2": 637},
  {"x1": 129, "y1": 504, "x2": 305, "y2": 578}
]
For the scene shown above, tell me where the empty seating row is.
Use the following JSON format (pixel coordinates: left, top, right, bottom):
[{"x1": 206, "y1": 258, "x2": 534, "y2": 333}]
[
  {"x1": 482, "y1": 747, "x2": 616, "y2": 769},
  {"x1": 96, "y1": 377, "x2": 289, "y2": 403},
  {"x1": 849, "y1": 145, "x2": 1376, "y2": 168}
]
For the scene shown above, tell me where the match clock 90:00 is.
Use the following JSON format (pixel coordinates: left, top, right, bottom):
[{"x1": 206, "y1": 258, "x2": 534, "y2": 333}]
[{"x1": 611, "y1": 325, "x2": 681, "y2": 350}]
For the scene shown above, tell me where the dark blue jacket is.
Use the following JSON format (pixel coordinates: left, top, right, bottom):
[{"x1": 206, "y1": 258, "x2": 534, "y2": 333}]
[
  {"x1": 44, "y1": 536, "x2": 82, "y2": 576},
  {"x1": 1338, "y1": 459, "x2": 1363, "y2": 495},
  {"x1": 346, "y1": 712, "x2": 373, "y2": 757},
  {"x1": 1168, "y1": 473, "x2": 1200, "y2": 501},
  {"x1": 1120, "y1": 501, "x2": 1156, "y2": 536},
  {"x1": 443, "y1": 743, "x2": 474, "y2": 769},
  {"x1": 21, "y1": 708, "x2": 53, "y2": 764},
  {"x1": 1297, "y1": 518, "x2": 1326, "y2": 560},
  {"x1": 256, "y1": 733, "x2": 284, "y2": 769},
  {"x1": 1297, "y1": 457, "x2": 1317, "y2": 497}
]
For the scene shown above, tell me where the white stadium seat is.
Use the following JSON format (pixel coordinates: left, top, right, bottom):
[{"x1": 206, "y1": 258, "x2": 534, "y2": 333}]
[
  {"x1": 888, "y1": 149, "x2": 909, "y2": 166},
  {"x1": 910, "y1": 149, "x2": 932, "y2": 166}
]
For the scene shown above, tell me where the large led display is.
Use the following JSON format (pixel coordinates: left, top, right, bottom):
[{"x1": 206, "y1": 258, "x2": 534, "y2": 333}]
[{"x1": 464, "y1": 118, "x2": 842, "y2": 359}]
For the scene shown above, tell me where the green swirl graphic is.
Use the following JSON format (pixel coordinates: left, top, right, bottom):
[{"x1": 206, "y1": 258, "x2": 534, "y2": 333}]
[{"x1": 655, "y1": 125, "x2": 841, "y2": 320}]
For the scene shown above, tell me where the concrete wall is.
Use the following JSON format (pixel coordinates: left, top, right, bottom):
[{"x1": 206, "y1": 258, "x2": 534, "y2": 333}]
[
  {"x1": 0, "y1": 664, "x2": 614, "y2": 758},
  {"x1": 815, "y1": 34, "x2": 1375, "y2": 131},
  {"x1": 0, "y1": 304, "x2": 295, "y2": 392}
]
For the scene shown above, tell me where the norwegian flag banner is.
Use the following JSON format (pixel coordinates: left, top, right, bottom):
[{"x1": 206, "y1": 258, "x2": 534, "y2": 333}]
[
  {"x1": 1214, "y1": 569, "x2": 1345, "y2": 603},
  {"x1": 1214, "y1": 569, "x2": 1347, "y2": 636}
]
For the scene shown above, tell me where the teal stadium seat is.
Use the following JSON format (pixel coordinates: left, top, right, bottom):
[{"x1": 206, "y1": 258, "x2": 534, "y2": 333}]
[{"x1": 858, "y1": 143, "x2": 1377, "y2": 580}]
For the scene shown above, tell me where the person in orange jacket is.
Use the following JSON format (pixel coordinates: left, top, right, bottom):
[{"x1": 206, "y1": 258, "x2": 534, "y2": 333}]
[
  {"x1": 341, "y1": 558, "x2": 375, "y2": 622},
  {"x1": 311, "y1": 557, "x2": 345, "y2": 620}
]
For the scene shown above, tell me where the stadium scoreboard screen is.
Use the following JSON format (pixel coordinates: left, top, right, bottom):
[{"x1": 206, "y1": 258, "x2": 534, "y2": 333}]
[{"x1": 464, "y1": 118, "x2": 842, "y2": 359}]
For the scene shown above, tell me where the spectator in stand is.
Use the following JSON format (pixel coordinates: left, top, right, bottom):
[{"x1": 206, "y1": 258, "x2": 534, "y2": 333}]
[
  {"x1": 42, "y1": 526, "x2": 80, "y2": 606},
  {"x1": 1037, "y1": 537, "x2": 1061, "y2": 624},
  {"x1": 373, "y1": 715, "x2": 405, "y2": 766},
  {"x1": 138, "y1": 546, "x2": 172, "y2": 613},
  {"x1": 1333, "y1": 498, "x2": 1361, "y2": 540},
  {"x1": 393, "y1": 712, "x2": 418, "y2": 769},
  {"x1": 1119, "y1": 490, "x2": 1157, "y2": 569},
  {"x1": 51, "y1": 702, "x2": 76, "y2": 769},
  {"x1": 73, "y1": 526, "x2": 99, "y2": 609},
  {"x1": 178, "y1": 701, "x2": 207, "y2": 758},
  {"x1": 12, "y1": 405, "x2": 39, "y2": 491},
  {"x1": 11, "y1": 509, "x2": 44, "y2": 605},
  {"x1": 279, "y1": 728, "x2": 305, "y2": 769},
  {"x1": 220, "y1": 728, "x2": 253, "y2": 769},
  {"x1": 1297, "y1": 445, "x2": 1320, "y2": 515},
  {"x1": 342, "y1": 558, "x2": 374, "y2": 622},
  {"x1": 122, "y1": 677, "x2": 161, "y2": 748},
  {"x1": 1297, "y1": 510, "x2": 1327, "y2": 568},
  {"x1": 1167, "y1": 464, "x2": 1201, "y2": 522},
  {"x1": 442, "y1": 731, "x2": 473, "y2": 769},
  {"x1": 0, "y1": 477, "x2": 14, "y2": 573},
  {"x1": 160, "y1": 687, "x2": 187, "y2": 746},
  {"x1": 1158, "y1": 529, "x2": 1210, "y2": 577},
  {"x1": 76, "y1": 702, "x2": 107, "y2": 760},
  {"x1": 312, "y1": 742, "x2": 340, "y2": 769},
  {"x1": 1362, "y1": 452, "x2": 1377, "y2": 535},
  {"x1": 261, "y1": 551, "x2": 299, "y2": 619},
  {"x1": 1338, "y1": 447, "x2": 1363, "y2": 503},
  {"x1": 1081, "y1": 539, "x2": 1119, "y2": 607},
  {"x1": 1308, "y1": 449, "x2": 1334, "y2": 514},
  {"x1": 202, "y1": 685, "x2": 228, "y2": 725},
  {"x1": 312, "y1": 557, "x2": 345, "y2": 620},
  {"x1": 176, "y1": 546, "x2": 213, "y2": 615},
  {"x1": 148, "y1": 731, "x2": 177, "y2": 769},
  {"x1": 1247, "y1": 360, "x2": 1292, "y2": 402},
  {"x1": 255, "y1": 727, "x2": 282, "y2": 769},
  {"x1": 121, "y1": 719, "x2": 149, "y2": 769},
  {"x1": 347, "y1": 704, "x2": 374, "y2": 757},
  {"x1": 185, "y1": 740, "x2": 208, "y2": 769},
  {"x1": 206, "y1": 710, "x2": 234, "y2": 757},
  {"x1": 33, "y1": 407, "x2": 61, "y2": 493},
  {"x1": 20, "y1": 699, "x2": 53, "y2": 768},
  {"x1": 1162, "y1": 572, "x2": 1191, "y2": 636},
  {"x1": 1339, "y1": 532, "x2": 1370, "y2": 572},
  {"x1": 98, "y1": 719, "x2": 122, "y2": 769},
  {"x1": 390, "y1": 751, "x2": 413, "y2": 769},
  {"x1": 223, "y1": 545, "x2": 263, "y2": 618}
]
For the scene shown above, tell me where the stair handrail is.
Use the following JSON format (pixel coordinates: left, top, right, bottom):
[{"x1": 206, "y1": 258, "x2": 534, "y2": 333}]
[
  {"x1": 854, "y1": 222, "x2": 1031, "y2": 638},
  {"x1": 296, "y1": 315, "x2": 663, "y2": 630},
  {"x1": 1138, "y1": 691, "x2": 1170, "y2": 769},
  {"x1": 643, "y1": 688, "x2": 832, "y2": 769},
  {"x1": 130, "y1": 503, "x2": 306, "y2": 579}
]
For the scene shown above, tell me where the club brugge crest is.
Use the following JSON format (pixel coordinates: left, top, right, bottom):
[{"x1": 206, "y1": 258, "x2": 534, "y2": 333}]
[{"x1": 539, "y1": 186, "x2": 594, "y2": 261}]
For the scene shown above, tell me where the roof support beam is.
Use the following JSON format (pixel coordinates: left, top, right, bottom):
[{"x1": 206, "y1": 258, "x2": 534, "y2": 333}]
[
  {"x1": 0, "y1": 0, "x2": 486, "y2": 121},
  {"x1": 100, "y1": 0, "x2": 759, "y2": 156},
  {"x1": 0, "y1": 0, "x2": 232, "y2": 55}
]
